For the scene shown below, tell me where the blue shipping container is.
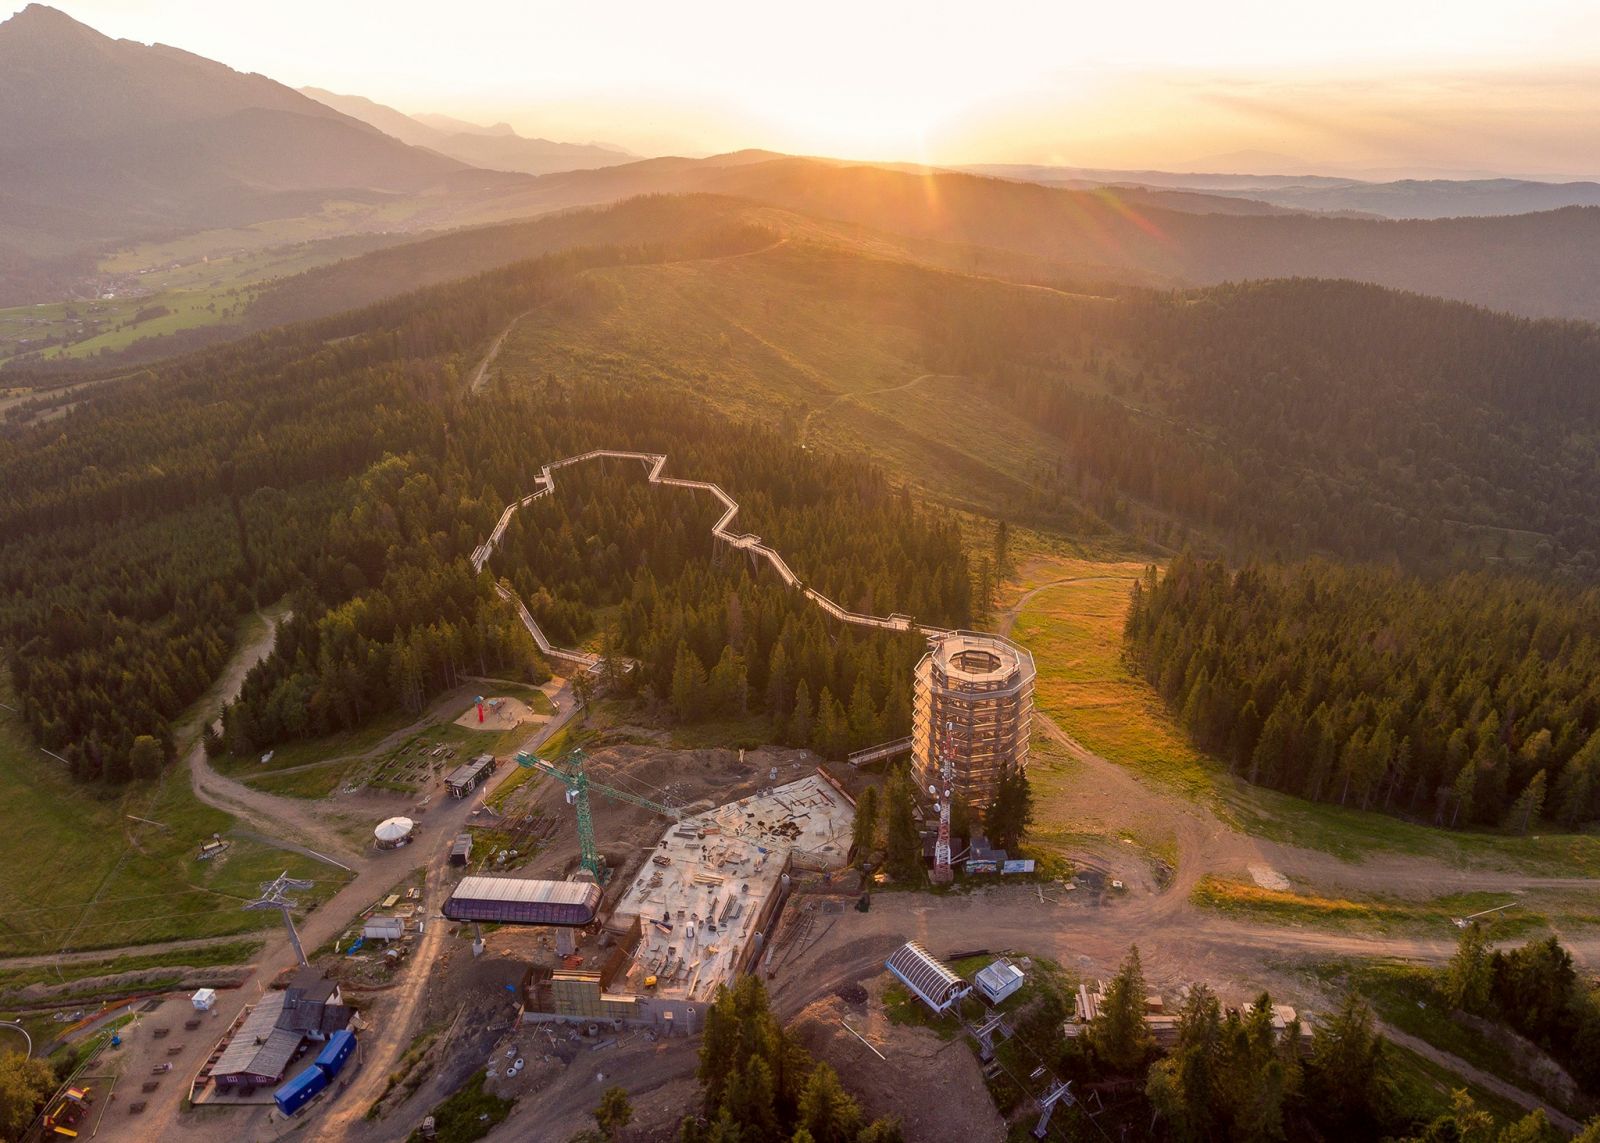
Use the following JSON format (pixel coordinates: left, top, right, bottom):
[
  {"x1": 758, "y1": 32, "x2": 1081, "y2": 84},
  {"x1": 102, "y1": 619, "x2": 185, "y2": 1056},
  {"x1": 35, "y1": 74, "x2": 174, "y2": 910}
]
[
  {"x1": 313, "y1": 1029, "x2": 356, "y2": 1079},
  {"x1": 273, "y1": 1063, "x2": 328, "y2": 1116}
]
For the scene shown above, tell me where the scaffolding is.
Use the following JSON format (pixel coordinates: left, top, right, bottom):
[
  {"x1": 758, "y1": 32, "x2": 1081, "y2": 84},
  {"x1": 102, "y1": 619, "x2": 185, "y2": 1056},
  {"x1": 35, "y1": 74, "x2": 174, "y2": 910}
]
[{"x1": 912, "y1": 632, "x2": 1036, "y2": 820}]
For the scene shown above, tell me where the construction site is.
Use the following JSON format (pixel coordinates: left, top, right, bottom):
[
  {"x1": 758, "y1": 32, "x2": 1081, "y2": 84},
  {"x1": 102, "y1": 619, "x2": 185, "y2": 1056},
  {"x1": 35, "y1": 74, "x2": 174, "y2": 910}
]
[{"x1": 445, "y1": 766, "x2": 856, "y2": 1035}]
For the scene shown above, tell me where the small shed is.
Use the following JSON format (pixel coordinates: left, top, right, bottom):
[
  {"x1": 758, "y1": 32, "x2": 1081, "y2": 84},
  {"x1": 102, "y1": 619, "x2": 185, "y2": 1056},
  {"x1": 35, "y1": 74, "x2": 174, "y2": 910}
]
[
  {"x1": 450, "y1": 833, "x2": 473, "y2": 866},
  {"x1": 885, "y1": 940, "x2": 970, "y2": 1015},
  {"x1": 445, "y1": 754, "x2": 497, "y2": 798},
  {"x1": 964, "y1": 834, "x2": 1007, "y2": 875},
  {"x1": 191, "y1": 988, "x2": 217, "y2": 1012},
  {"x1": 975, "y1": 958, "x2": 1025, "y2": 1004},
  {"x1": 362, "y1": 916, "x2": 405, "y2": 941},
  {"x1": 313, "y1": 1029, "x2": 357, "y2": 1079},
  {"x1": 273, "y1": 1062, "x2": 327, "y2": 1116}
]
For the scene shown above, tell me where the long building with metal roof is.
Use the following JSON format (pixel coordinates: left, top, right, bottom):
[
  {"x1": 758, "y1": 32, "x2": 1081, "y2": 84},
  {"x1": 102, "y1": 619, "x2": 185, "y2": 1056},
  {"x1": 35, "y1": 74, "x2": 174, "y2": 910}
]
[
  {"x1": 441, "y1": 876, "x2": 602, "y2": 927},
  {"x1": 885, "y1": 940, "x2": 970, "y2": 1014}
]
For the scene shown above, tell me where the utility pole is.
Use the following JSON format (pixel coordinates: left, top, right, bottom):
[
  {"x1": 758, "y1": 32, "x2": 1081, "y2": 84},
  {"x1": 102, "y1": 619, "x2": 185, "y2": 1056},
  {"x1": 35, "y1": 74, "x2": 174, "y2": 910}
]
[{"x1": 246, "y1": 871, "x2": 315, "y2": 967}]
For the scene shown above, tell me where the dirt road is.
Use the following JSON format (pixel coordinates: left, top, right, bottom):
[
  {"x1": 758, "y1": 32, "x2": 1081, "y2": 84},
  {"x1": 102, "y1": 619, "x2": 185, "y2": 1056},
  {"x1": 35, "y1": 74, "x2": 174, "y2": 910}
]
[
  {"x1": 468, "y1": 308, "x2": 534, "y2": 394},
  {"x1": 116, "y1": 607, "x2": 576, "y2": 1143},
  {"x1": 317, "y1": 693, "x2": 580, "y2": 1143},
  {"x1": 798, "y1": 373, "x2": 952, "y2": 448}
]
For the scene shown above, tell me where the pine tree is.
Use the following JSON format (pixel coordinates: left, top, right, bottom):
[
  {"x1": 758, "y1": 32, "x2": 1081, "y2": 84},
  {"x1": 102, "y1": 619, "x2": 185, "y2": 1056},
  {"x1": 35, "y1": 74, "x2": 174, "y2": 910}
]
[
  {"x1": 593, "y1": 1085, "x2": 634, "y2": 1141},
  {"x1": 788, "y1": 680, "x2": 813, "y2": 748},
  {"x1": 812, "y1": 687, "x2": 848, "y2": 759},
  {"x1": 795, "y1": 1062, "x2": 863, "y2": 1143},
  {"x1": 1445, "y1": 922, "x2": 1494, "y2": 1014},
  {"x1": 1504, "y1": 769, "x2": 1547, "y2": 833},
  {"x1": 986, "y1": 766, "x2": 1034, "y2": 851},
  {"x1": 1452, "y1": 759, "x2": 1478, "y2": 827},
  {"x1": 851, "y1": 785, "x2": 879, "y2": 866},
  {"x1": 671, "y1": 642, "x2": 709, "y2": 722},
  {"x1": 1089, "y1": 945, "x2": 1153, "y2": 1072},
  {"x1": 1146, "y1": 983, "x2": 1223, "y2": 1139},
  {"x1": 884, "y1": 765, "x2": 921, "y2": 882},
  {"x1": 129, "y1": 735, "x2": 164, "y2": 781},
  {"x1": 847, "y1": 674, "x2": 884, "y2": 751},
  {"x1": 767, "y1": 642, "x2": 792, "y2": 721},
  {"x1": 709, "y1": 647, "x2": 748, "y2": 717},
  {"x1": 1309, "y1": 993, "x2": 1384, "y2": 1123}
]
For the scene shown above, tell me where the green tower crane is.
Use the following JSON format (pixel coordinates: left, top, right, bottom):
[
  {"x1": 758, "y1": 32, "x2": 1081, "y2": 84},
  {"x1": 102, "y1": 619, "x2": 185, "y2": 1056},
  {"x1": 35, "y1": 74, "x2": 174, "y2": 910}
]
[{"x1": 515, "y1": 747, "x2": 682, "y2": 879}]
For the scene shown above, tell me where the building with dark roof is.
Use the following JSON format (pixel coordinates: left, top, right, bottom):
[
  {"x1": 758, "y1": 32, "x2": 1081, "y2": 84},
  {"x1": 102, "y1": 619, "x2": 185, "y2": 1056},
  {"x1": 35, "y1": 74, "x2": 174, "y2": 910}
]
[
  {"x1": 209, "y1": 971, "x2": 352, "y2": 1090},
  {"x1": 442, "y1": 876, "x2": 602, "y2": 926},
  {"x1": 445, "y1": 753, "x2": 497, "y2": 798}
]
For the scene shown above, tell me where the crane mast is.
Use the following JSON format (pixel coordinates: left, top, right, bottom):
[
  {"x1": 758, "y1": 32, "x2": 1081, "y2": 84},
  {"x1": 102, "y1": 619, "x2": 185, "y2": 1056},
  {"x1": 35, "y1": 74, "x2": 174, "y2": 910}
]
[{"x1": 514, "y1": 747, "x2": 681, "y2": 881}]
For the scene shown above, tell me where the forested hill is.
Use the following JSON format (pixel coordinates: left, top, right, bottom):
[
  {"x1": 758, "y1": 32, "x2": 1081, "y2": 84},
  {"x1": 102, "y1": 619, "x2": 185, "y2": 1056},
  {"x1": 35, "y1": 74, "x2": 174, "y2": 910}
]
[
  {"x1": 438, "y1": 213, "x2": 1600, "y2": 577},
  {"x1": 685, "y1": 159, "x2": 1600, "y2": 321},
  {"x1": 911, "y1": 275, "x2": 1600, "y2": 574},
  {"x1": 1125, "y1": 554, "x2": 1600, "y2": 831},
  {"x1": 0, "y1": 220, "x2": 964, "y2": 783}
]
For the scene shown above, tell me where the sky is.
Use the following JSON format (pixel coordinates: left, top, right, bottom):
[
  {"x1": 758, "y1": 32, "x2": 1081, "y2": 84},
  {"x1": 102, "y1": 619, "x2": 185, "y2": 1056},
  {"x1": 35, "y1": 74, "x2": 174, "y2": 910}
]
[{"x1": 14, "y1": 0, "x2": 1600, "y2": 176}]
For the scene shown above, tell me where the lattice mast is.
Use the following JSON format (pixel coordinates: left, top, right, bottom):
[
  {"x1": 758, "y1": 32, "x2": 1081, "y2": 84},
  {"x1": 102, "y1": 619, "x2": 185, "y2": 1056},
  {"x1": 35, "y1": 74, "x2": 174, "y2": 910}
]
[
  {"x1": 515, "y1": 747, "x2": 681, "y2": 880},
  {"x1": 931, "y1": 720, "x2": 955, "y2": 884},
  {"x1": 245, "y1": 870, "x2": 315, "y2": 967}
]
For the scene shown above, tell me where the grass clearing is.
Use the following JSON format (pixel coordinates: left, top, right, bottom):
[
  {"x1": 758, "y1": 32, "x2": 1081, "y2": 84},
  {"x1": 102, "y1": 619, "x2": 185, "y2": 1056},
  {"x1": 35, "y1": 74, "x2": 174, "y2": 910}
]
[
  {"x1": 408, "y1": 1069, "x2": 513, "y2": 1143},
  {"x1": 0, "y1": 938, "x2": 262, "y2": 1003},
  {"x1": 1192, "y1": 877, "x2": 1545, "y2": 936},
  {"x1": 1317, "y1": 961, "x2": 1532, "y2": 1102},
  {"x1": 1383, "y1": 1040, "x2": 1534, "y2": 1131},
  {"x1": 1006, "y1": 553, "x2": 1600, "y2": 877},
  {"x1": 1229, "y1": 790, "x2": 1600, "y2": 875},
  {"x1": 241, "y1": 709, "x2": 542, "y2": 800},
  {"x1": 668, "y1": 713, "x2": 773, "y2": 750},
  {"x1": 1006, "y1": 557, "x2": 1220, "y2": 806},
  {"x1": 214, "y1": 710, "x2": 416, "y2": 777},
  {"x1": 0, "y1": 615, "x2": 349, "y2": 956}
]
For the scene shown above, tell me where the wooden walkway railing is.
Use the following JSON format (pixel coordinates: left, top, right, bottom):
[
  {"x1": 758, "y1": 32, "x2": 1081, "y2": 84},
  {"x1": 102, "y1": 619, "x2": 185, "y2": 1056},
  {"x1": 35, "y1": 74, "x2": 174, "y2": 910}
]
[
  {"x1": 847, "y1": 737, "x2": 914, "y2": 768},
  {"x1": 473, "y1": 450, "x2": 951, "y2": 663}
]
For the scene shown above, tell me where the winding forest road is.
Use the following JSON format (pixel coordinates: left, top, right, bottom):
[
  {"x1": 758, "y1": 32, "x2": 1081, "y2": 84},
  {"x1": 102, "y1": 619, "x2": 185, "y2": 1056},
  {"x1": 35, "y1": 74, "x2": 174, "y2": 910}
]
[{"x1": 468, "y1": 307, "x2": 534, "y2": 393}]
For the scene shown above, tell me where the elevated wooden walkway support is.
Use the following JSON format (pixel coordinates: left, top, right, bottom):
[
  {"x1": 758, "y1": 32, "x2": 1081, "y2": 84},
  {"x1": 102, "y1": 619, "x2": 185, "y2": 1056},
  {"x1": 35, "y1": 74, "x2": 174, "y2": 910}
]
[
  {"x1": 473, "y1": 450, "x2": 952, "y2": 660},
  {"x1": 847, "y1": 737, "x2": 914, "y2": 768}
]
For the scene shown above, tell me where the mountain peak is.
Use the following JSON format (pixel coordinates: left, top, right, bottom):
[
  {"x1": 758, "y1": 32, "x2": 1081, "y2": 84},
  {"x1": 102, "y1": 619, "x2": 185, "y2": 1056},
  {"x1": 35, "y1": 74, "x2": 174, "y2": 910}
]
[{"x1": 1, "y1": 3, "x2": 101, "y2": 38}]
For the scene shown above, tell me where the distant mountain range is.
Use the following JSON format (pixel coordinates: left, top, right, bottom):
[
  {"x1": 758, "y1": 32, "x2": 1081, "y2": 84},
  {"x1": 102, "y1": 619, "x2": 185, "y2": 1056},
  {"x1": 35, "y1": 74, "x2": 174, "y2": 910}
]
[
  {"x1": 965, "y1": 163, "x2": 1600, "y2": 220},
  {"x1": 0, "y1": 3, "x2": 474, "y2": 298},
  {"x1": 300, "y1": 88, "x2": 633, "y2": 176},
  {"x1": 12, "y1": 3, "x2": 1600, "y2": 326}
]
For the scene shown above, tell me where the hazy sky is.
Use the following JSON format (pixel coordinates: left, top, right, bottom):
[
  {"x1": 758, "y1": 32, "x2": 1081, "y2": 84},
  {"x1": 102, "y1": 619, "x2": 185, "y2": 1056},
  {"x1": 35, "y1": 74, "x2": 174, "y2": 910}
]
[{"x1": 16, "y1": 0, "x2": 1600, "y2": 176}]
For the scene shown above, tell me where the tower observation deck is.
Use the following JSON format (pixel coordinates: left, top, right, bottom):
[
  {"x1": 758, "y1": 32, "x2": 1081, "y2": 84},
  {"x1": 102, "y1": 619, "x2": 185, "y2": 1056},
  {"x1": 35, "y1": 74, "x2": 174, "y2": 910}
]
[{"x1": 912, "y1": 631, "x2": 1036, "y2": 821}]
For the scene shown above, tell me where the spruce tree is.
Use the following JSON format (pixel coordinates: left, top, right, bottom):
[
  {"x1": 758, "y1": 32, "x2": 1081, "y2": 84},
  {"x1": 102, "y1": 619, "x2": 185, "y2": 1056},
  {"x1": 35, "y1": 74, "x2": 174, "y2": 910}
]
[
  {"x1": 851, "y1": 785, "x2": 879, "y2": 866},
  {"x1": 1089, "y1": 945, "x2": 1153, "y2": 1072},
  {"x1": 1504, "y1": 769, "x2": 1547, "y2": 833},
  {"x1": 884, "y1": 765, "x2": 922, "y2": 881},
  {"x1": 1445, "y1": 922, "x2": 1494, "y2": 1014}
]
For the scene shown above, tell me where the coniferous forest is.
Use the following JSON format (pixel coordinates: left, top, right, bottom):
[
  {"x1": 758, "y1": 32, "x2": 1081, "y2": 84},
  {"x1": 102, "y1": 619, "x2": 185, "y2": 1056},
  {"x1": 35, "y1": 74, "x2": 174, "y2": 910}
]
[
  {"x1": 0, "y1": 229, "x2": 775, "y2": 782},
  {"x1": 0, "y1": 219, "x2": 972, "y2": 779},
  {"x1": 1125, "y1": 552, "x2": 1600, "y2": 829},
  {"x1": 926, "y1": 277, "x2": 1600, "y2": 575}
]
